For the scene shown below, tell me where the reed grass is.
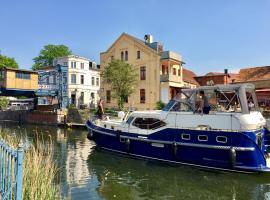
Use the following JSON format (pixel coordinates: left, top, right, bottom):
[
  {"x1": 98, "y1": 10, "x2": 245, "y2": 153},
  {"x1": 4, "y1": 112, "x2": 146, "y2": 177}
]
[{"x1": 0, "y1": 130, "x2": 59, "y2": 200}]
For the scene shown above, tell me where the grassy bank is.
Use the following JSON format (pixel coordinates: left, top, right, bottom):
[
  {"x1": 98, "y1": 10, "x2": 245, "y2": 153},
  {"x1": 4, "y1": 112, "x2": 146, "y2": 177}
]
[{"x1": 0, "y1": 131, "x2": 59, "y2": 200}]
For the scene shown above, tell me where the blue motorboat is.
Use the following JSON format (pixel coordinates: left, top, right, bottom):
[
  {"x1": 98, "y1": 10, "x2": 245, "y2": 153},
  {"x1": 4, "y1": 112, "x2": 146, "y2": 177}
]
[{"x1": 86, "y1": 84, "x2": 270, "y2": 173}]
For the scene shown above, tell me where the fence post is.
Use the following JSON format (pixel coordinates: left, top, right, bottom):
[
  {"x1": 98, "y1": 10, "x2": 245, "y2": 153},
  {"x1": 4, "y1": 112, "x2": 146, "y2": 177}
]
[{"x1": 16, "y1": 145, "x2": 24, "y2": 200}]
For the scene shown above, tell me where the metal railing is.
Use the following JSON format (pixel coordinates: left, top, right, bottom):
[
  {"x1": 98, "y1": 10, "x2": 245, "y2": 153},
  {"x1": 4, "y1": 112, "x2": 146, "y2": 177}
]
[{"x1": 0, "y1": 140, "x2": 24, "y2": 200}]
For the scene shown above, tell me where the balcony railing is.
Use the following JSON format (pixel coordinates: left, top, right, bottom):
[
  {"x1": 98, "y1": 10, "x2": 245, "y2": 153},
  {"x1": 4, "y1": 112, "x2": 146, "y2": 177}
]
[{"x1": 160, "y1": 74, "x2": 182, "y2": 83}]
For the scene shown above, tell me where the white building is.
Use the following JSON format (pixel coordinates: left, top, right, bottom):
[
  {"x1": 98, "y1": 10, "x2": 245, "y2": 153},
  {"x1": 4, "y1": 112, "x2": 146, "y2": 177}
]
[{"x1": 54, "y1": 55, "x2": 100, "y2": 108}]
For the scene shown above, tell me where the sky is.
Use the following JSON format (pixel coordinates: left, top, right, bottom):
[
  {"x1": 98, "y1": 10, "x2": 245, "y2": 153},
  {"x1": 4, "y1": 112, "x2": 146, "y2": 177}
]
[{"x1": 0, "y1": 0, "x2": 270, "y2": 75}]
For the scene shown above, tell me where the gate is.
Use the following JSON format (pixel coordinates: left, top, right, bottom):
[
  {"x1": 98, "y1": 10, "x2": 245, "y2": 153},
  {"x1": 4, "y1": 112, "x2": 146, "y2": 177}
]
[{"x1": 0, "y1": 140, "x2": 24, "y2": 200}]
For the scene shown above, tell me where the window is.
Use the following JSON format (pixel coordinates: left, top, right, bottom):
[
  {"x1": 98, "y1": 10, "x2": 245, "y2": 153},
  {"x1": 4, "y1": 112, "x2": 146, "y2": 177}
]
[
  {"x1": 96, "y1": 77, "x2": 99, "y2": 86},
  {"x1": 15, "y1": 72, "x2": 30, "y2": 80},
  {"x1": 182, "y1": 134, "x2": 190, "y2": 140},
  {"x1": 111, "y1": 56, "x2": 114, "y2": 61},
  {"x1": 124, "y1": 96, "x2": 128, "y2": 103},
  {"x1": 140, "y1": 66, "x2": 146, "y2": 80},
  {"x1": 89, "y1": 62, "x2": 93, "y2": 69},
  {"x1": 106, "y1": 90, "x2": 111, "y2": 103},
  {"x1": 170, "y1": 101, "x2": 193, "y2": 112},
  {"x1": 178, "y1": 69, "x2": 181, "y2": 76},
  {"x1": 121, "y1": 51, "x2": 124, "y2": 61},
  {"x1": 80, "y1": 92, "x2": 84, "y2": 104},
  {"x1": 198, "y1": 135, "x2": 208, "y2": 142},
  {"x1": 216, "y1": 136, "x2": 227, "y2": 143},
  {"x1": 132, "y1": 118, "x2": 166, "y2": 130},
  {"x1": 71, "y1": 61, "x2": 77, "y2": 69},
  {"x1": 173, "y1": 68, "x2": 177, "y2": 75},
  {"x1": 92, "y1": 77, "x2": 95, "y2": 85},
  {"x1": 126, "y1": 116, "x2": 134, "y2": 124},
  {"x1": 140, "y1": 89, "x2": 145, "y2": 103},
  {"x1": 81, "y1": 62, "x2": 84, "y2": 69},
  {"x1": 53, "y1": 75, "x2": 56, "y2": 84},
  {"x1": 46, "y1": 76, "x2": 49, "y2": 84},
  {"x1": 71, "y1": 74, "x2": 76, "y2": 84},
  {"x1": 81, "y1": 75, "x2": 84, "y2": 84},
  {"x1": 125, "y1": 51, "x2": 128, "y2": 61},
  {"x1": 63, "y1": 62, "x2": 68, "y2": 66},
  {"x1": 137, "y1": 51, "x2": 141, "y2": 59},
  {"x1": 91, "y1": 92, "x2": 95, "y2": 99}
]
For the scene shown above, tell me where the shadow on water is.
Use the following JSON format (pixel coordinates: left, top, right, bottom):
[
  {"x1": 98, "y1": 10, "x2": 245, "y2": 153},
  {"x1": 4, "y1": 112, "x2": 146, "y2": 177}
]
[{"x1": 1, "y1": 122, "x2": 270, "y2": 200}]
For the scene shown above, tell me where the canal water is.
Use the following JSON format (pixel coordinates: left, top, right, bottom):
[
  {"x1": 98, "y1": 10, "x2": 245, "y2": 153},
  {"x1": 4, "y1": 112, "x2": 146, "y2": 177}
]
[{"x1": 1, "y1": 123, "x2": 270, "y2": 200}]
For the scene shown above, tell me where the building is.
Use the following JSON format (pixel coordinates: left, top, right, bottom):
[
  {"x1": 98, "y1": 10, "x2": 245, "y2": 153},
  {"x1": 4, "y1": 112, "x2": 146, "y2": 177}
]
[
  {"x1": 37, "y1": 65, "x2": 68, "y2": 108},
  {"x1": 0, "y1": 67, "x2": 38, "y2": 97},
  {"x1": 235, "y1": 66, "x2": 270, "y2": 109},
  {"x1": 182, "y1": 68, "x2": 199, "y2": 88},
  {"x1": 53, "y1": 55, "x2": 100, "y2": 108},
  {"x1": 194, "y1": 69, "x2": 238, "y2": 86},
  {"x1": 100, "y1": 33, "x2": 196, "y2": 110}
]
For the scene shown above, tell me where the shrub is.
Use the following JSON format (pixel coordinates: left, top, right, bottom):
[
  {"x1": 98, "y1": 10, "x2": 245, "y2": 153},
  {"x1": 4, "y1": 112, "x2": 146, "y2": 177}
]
[{"x1": 156, "y1": 101, "x2": 165, "y2": 110}]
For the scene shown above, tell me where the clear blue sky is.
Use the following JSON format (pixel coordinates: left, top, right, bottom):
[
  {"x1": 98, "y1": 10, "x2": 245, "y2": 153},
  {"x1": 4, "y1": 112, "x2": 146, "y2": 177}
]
[{"x1": 1, "y1": 0, "x2": 270, "y2": 75}]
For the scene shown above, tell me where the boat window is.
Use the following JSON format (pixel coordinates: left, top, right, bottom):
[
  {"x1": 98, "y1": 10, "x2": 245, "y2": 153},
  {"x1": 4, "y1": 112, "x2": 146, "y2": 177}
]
[
  {"x1": 181, "y1": 133, "x2": 190, "y2": 140},
  {"x1": 198, "y1": 135, "x2": 208, "y2": 142},
  {"x1": 162, "y1": 100, "x2": 176, "y2": 111},
  {"x1": 171, "y1": 102, "x2": 193, "y2": 112},
  {"x1": 126, "y1": 116, "x2": 134, "y2": 124},
  {"x1": 195, "y1": 90, "x2": 242, "y2": 113},
  {"x1": 132, "y1": 118, "x2": 166, "y2": 130},
  {"x1": 216, "y1": 136, "x2": 227, "y2": 143},
  {"x1": 246, "y1": 91, "x2": 259, "y2": 111}
]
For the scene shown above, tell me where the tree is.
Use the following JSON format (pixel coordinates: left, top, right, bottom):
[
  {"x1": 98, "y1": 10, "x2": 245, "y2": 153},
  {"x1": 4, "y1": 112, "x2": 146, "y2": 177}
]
[
  {"x1": 102, "y1": 60, "x2": 138, "y2": 110},
  {"x1": 0, "y1": 54, "x2": 18, "y2": 69},
  {"x1": 0, "y1": 97, "x2": 9, "y2": 109},
  {"x1": 32, "y1": 44, "x2": 71, "y2": 70}
]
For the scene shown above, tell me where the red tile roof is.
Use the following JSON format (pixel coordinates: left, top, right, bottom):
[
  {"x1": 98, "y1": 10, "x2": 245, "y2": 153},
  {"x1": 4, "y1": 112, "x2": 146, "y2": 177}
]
[
  {"x1": 183, "y1": 68, "x2": 199, "y2": 86},
  {"x1": 236, "y1": 66, "x2": 270, "y2": 82}
]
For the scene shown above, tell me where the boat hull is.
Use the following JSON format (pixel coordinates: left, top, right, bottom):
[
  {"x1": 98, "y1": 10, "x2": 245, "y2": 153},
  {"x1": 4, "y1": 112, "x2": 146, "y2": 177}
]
[{"x1": 86, "y1": 120, "x2": 270, "y2": 173}]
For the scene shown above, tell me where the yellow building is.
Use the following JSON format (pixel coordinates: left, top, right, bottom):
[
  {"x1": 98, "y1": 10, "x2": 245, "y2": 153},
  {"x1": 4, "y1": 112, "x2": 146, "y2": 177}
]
[
  {"x1": 0, "y1": 67, "x2": 38, "y2": 96},
  {"x1": 100, "y1": 33, "x2": 196, "y2": 110}
]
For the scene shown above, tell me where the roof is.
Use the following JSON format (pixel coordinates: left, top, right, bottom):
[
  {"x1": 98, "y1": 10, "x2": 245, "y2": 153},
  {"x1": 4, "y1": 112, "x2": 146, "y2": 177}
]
[
  {"x1": 182, "y1": 83, "x2": 255, "y2": 93},
  {"x1": 3, "y1": 67, "x2": 38, "y2": 74},
  {"x1": 100, "y1": 32, "x2": 160, "y2": 55},
  {"x1": 182, "y1": 68, "x2": 199, "y2": 86},
  {"x1": 236, "y1": 66, "x2": 270, "y2": 82},
  {"x1": 55, "y1": 54, "x2": 92, "y2": 61}
]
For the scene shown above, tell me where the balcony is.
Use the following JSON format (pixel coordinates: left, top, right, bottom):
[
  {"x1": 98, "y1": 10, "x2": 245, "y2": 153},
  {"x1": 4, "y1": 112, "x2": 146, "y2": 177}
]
[{"x1": 160, "y1": 74, "x2": 182, "y2": 83}]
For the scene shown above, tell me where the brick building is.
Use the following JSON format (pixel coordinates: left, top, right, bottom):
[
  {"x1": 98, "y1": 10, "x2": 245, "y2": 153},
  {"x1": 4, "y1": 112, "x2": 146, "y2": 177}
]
[{"x1": 194, "y1": 70, "x2": 238, "y2": 86}]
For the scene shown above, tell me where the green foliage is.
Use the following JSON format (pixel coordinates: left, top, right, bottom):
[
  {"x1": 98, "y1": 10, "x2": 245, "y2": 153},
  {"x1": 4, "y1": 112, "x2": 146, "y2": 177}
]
[
  {"x1": 0, "y1": 54, "x2": 18, "y2": 69},
  {"x1": 102, "y1": 60, "x2": 138, "y2": 110},
  {"x1": 0, "y1": 97, "x2": 8, "y2": 109},
  {"x1": 156, "y1": 101, "x2": 165, "y2": 110},
  {"x1": 32, "y1": 44, "x2": 71, "y2": 70}
]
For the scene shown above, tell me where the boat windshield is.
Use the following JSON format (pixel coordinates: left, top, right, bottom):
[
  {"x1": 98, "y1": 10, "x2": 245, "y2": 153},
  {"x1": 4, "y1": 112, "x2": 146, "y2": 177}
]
[
  {"x1": 162, "y1": 100, "x2": 194, "y2": 112},
  {"x1": 162, "y1": 100, "x2": 176, "y2": 111}
]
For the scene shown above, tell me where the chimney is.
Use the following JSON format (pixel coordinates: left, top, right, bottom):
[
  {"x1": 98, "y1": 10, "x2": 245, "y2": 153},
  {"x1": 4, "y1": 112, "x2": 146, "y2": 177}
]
[{"x1": 144, "y1": 34, "x2": 153, "y2": 43}]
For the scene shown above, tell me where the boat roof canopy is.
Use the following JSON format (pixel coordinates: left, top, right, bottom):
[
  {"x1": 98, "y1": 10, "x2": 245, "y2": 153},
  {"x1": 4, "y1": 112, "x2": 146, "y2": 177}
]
[{"x1": 182, "y1": 83, "x2": 255, "y2": 93}]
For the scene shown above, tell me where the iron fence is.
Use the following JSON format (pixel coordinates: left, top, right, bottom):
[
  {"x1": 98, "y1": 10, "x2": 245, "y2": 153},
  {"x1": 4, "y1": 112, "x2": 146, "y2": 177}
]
[{"x1": 0, "y1": 140, "x2": 24, "y2": 200}]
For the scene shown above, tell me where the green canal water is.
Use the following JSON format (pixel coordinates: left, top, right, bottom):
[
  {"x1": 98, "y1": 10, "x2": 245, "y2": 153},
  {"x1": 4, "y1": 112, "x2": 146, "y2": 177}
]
[{"x1": 1, "y1": 123, "x2": 270, "y2": 200}]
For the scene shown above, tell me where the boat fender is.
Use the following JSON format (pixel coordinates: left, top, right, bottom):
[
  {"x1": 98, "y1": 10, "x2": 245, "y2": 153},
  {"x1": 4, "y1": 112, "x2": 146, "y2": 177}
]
[
  {"x1": 229, "y1": 147, "x2": 236, "y2": 168},
  {"x1": 125, "y1": 138, "x2": 131, "y2": 153},
  {"x1": 172, "y1": 142, "x2": 178, "y2": 158},
  {"x1": 87, "y1": 130, "x2": 94, "y2": 140}
]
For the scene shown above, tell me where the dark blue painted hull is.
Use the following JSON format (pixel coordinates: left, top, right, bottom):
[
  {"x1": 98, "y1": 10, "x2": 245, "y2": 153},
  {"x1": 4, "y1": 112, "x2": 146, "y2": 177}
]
[{"x1": 86, "y1": 120, "x2": 270, "y2": 173}]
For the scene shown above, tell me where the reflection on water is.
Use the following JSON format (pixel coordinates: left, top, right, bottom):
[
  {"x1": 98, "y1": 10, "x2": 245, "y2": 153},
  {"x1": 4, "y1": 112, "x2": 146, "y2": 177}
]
[{"x1": 1, "y1": 123, "x2": 270, "y2": 200}]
